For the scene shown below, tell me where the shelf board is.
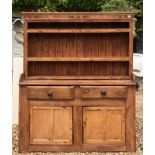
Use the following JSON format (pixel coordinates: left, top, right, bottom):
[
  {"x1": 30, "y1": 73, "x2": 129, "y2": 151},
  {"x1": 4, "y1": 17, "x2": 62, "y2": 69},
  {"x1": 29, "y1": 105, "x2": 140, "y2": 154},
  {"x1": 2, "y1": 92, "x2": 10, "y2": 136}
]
[
  {"x1": 27, "y1": 57, "x2": 130, "y2": 62},
  {"x1": 26, "y1": 75, "x2": 130, "y2": 80},
  {"x1": 27, "y1": 28, "x2": 131, "y2": 33},
  {"x1": 19, "y1": 79, "x2": 136, "y2": 86}
]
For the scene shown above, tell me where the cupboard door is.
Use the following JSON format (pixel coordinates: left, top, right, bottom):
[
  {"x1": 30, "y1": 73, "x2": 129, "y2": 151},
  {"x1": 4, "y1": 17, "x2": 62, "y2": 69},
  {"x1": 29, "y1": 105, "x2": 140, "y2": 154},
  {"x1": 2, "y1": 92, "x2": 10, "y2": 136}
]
[
  {"x1": 83, "y1": 106, "x2": 125, "y2": 145},
  {"x1": 30, "y1": 105, "x2": 72, "y2": 145},
  {"x1": 30, "y1": 106, "x2": 52, "y2": 144}
]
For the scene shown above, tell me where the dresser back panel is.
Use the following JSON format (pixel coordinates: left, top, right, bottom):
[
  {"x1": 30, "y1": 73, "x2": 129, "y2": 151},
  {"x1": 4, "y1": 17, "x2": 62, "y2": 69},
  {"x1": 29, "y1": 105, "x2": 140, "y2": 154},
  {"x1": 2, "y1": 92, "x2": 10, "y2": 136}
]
[
  {"x1": 28, "y1": 33, "x2": 129, "y2": 57},
  {"x1": 28, "y1": 61, "x2": 129, "y2": 77}
]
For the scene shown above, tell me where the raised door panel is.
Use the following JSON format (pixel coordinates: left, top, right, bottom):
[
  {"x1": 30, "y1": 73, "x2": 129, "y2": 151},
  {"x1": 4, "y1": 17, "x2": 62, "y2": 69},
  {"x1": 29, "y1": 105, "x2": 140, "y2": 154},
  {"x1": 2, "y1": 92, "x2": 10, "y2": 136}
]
[
  {"x1": 104, "y1": 107, "x2": 125, "y2": 145},
  {"x1": 30, "y1": 106, "x2": 52, "y2": 145},
  {"x1": 83, "y1": 106, "x2": 125, "y2": 145},
  {"x1": 83, "y1": 107, "x2": 104, "y2": 144},
  {"x1": 30, "y1": 106, "x2": 73, "y2": 145},
  {"x1": 52, "y1": 107, "x2": 72, "y2": 145}
]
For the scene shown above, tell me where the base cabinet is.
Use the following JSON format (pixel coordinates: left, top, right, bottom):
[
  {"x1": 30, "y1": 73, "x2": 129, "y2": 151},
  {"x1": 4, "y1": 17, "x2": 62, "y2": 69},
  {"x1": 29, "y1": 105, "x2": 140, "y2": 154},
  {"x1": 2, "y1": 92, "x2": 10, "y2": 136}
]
[{"x1": 19, "y1": 85, "x2": 136, "y2": 152}]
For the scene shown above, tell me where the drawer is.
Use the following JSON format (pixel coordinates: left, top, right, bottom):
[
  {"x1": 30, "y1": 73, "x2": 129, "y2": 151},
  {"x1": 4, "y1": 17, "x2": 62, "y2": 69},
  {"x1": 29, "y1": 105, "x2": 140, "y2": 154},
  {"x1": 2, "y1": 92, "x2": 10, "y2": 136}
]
[
  {"x1": 27, "y1": 86, "x2": 75, "y2": 100},
  {"x1": 80, "y1": 86, "x2": 127, "y2": 99}
]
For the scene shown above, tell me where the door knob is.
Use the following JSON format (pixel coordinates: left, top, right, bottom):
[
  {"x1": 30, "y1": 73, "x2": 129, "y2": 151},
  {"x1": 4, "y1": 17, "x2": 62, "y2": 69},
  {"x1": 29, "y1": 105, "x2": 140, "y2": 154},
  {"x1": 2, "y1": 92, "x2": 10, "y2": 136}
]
[
  {"x1": 101, "y1": 91, "x2": 107, "y2": 96},
  {"x1": 47, "y1": 91, "x2": 53, "y2": 97}
]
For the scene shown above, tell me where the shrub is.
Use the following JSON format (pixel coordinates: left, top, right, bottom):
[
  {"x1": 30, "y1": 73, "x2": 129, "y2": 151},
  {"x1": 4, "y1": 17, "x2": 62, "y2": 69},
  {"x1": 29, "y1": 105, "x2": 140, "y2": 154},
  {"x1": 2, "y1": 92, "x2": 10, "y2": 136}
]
[
  {"x1": 101, "y1": 0, "x2": 143, "y2": 38},
  {"x1": 12, "y1": 0, "x2": 47, "y2": 11},
  {"x1": 13, "y1": 0, "x2": 105, "y2": 12},
  {"x1": 102, "y1": 0, "x2": 133, "y2": 11}
]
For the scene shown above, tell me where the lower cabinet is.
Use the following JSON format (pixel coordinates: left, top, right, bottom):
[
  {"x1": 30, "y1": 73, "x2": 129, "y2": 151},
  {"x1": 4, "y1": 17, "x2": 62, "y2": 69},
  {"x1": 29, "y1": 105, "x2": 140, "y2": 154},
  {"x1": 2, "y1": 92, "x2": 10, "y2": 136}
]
[
  {"x1": 30, "y1": 106, "x2": 72, "y2": 145},
  {"x1": 19, "y1": 85, "x2": 136, "y2": 152}
]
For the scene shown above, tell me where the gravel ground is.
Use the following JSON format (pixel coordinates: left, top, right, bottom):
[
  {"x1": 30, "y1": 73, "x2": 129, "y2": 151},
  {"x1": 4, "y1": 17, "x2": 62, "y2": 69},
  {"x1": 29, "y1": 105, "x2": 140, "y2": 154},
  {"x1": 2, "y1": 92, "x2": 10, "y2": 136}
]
[{"x1": 12, "y1": 88, "x2": 143, "y2": 155}]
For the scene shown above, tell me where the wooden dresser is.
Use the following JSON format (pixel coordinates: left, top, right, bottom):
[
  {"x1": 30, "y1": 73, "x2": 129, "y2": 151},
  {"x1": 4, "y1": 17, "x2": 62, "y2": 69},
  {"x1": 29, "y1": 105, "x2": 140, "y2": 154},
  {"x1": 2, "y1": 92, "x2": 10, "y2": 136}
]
[{"x1": 19, "y1": 12, "x2": 136, "y2": 152}]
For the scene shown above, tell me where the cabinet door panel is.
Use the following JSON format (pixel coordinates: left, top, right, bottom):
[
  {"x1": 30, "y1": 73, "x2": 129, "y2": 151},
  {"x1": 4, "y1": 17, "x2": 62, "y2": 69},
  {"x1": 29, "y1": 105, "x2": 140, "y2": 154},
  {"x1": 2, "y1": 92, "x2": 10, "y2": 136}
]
[
  {"x1": 83, "y1": 106, "x2": 125, "y2": 145},
  {"x1": 30, "y1": 105, "x2": 72, "y2": 145},
  {"x1": 83, "y1": 107, "x2": 104, "y2": 144},
  {"x1": 104, "y1": 108, "x2": 125, "y2": 144},
  {"x1": 52, "y1": 107, "x2": 72, "y2": 144},
  {"x1": 30, "y1": 106, "x2": 52, "y2": 144}
]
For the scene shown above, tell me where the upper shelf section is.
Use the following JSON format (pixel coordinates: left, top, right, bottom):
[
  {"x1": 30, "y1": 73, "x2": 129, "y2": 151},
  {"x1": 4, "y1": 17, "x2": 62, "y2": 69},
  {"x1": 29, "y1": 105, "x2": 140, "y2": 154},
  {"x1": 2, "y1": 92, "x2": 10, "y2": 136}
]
[{"x1": 23, "y1": 12, "x2": 134, "y2": 80}]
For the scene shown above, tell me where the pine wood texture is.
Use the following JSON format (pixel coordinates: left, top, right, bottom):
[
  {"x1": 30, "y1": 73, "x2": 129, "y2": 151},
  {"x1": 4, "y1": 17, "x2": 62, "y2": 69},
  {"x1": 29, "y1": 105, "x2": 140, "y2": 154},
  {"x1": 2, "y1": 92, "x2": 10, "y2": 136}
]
[
  {"x1": 83, "y1": 107, "x2": 125, "y2": 145},
  {"x1": 30, "y1": 106, "x2": 72, "y2": 145},
  {"x1": 80, "y1": 86, "x2": 127, "y2": 99},
  {"x1": 27, "y1": 86, "x2": 75, "y2": 100},
  {"x1": 19, "y1": 12, "x2": 136, "y2": 153}
]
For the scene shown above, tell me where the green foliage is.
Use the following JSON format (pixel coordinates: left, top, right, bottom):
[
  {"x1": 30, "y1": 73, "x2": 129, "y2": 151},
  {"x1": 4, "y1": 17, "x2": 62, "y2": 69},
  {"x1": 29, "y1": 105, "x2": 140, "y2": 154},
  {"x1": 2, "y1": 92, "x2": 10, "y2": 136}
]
[
  {"x1": 101, "y1": 0, "x2": 143, "y2": 37},
  {"x1": 53, "y1": 0, "x2": 105, "y2": 12},
  {"x1": 128, "y1": 0, "x2": 143, "y2": 37},
  {"x1": 13, "y1": 0, "x2": 105, "y2": 12},
  {"x1": 102, "y1": 0, "x2": 133, "y2": 11},
  {"x1": 12, "y1": 0, "x2": 47, "y2": 11},
  {"x1": 42, "y1": 0, "x2": 60, "y2": 12},
  {"x1": 128, "y1": 0, "x2": 143, "y2": 16}
]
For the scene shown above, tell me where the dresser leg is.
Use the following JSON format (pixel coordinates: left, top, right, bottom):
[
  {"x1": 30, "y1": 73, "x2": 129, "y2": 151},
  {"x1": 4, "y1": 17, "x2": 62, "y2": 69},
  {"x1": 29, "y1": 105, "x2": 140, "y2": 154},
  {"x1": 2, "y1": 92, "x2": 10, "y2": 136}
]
[
  {"x1": 19, "y1": 86, "x2": 29, "y2": 152},
  {"x1": 126, "y1": 86, "x2": 136, "y2": 152}
]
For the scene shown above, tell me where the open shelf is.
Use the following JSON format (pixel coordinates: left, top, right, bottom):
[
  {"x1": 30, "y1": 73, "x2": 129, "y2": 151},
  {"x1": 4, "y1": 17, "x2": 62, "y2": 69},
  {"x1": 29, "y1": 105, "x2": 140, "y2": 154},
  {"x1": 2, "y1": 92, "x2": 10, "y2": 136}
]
[
  {"x1": 27, "y1": 28, "x2": 131, "y2": 33},
  {"x1": 28, "y1": 21, "x2": 130, "y2": 29},
  {"x1": 28, "y1": 33, "x2": 129, "y2": 57},
  {"x1": 28, "y1": 61, "x2": 129, "y2": 78},
  {"x1": 27, "y1": 57, "x2": 130, "y2": 62}
]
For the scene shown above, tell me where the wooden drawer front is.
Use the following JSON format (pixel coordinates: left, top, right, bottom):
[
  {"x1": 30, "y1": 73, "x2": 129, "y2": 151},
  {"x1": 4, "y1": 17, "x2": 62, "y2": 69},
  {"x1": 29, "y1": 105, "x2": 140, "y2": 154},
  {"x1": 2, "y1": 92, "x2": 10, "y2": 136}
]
[
  {"x1": 28, "y1": 86, "x2": 74, "y2": 100},
  {"x1": 80, "y1": 86, "x2": 127, "y2": 99}
]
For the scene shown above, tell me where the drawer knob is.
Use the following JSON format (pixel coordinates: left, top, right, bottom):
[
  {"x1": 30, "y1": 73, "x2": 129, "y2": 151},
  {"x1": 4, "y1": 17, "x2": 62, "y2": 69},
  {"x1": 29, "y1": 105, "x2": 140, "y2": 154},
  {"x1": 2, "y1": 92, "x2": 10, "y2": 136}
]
[
  {"x1": 47, "y1": 91, "x2": 53, "y2": 97},
  {"x1": 101, "y1": 91, "x2": 107, "y2": 96}
]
